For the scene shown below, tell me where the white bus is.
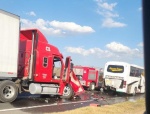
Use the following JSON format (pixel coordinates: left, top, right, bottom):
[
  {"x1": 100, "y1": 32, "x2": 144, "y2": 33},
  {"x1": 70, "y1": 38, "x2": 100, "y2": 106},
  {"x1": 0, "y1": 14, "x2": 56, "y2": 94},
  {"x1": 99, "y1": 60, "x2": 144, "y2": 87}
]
[{"x1": 103, "y1": 61, "x2": 145, "y2": 95}]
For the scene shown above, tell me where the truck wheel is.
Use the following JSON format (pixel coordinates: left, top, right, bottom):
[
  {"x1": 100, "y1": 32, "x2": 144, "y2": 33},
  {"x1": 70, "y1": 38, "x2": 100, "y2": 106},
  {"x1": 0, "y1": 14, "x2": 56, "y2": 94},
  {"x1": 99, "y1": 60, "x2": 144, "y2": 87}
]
[
  {"x1": 61, "y1": 85, "x2": 73, "y2": 99},
  {"x1": 89, "y1": 82, "x2": 95, "y2": 91},
  {"x1": 0, "y1": 80, "x2": 18, "y2": 103}
]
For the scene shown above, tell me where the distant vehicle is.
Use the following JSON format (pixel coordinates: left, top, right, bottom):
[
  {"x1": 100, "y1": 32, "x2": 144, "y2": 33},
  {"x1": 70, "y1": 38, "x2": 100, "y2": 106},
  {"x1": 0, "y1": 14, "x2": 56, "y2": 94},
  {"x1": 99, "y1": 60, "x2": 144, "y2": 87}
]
[
  {"x1": 103, "y1": 61, "x2": 145, "y2": 95},
  {"x1": 73, "y1": 66, "x2": 104, "y2": 91}
]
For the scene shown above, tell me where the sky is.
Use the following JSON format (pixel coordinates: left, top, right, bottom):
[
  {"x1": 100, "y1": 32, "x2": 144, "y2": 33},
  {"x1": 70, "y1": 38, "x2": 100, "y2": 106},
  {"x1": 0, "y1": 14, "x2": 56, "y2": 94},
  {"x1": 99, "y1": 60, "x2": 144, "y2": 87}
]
[{"x1": 0, "y1": 0, "x2": 143, "y2": 68}]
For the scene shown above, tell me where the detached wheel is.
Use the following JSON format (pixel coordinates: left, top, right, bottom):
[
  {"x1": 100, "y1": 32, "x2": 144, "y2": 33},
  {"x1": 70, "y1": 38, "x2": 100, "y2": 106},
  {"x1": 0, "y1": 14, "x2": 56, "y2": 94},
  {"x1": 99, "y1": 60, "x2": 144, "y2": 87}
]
[
  {"x1": 61, "y1": 84, "x2": 73, "y2": 99},
  {"x1": 0, "y1": 80, "x2": 18, "y2": 103},
  {"x1": 89, "y1": 82, "x2": 95, "y2": 91}
]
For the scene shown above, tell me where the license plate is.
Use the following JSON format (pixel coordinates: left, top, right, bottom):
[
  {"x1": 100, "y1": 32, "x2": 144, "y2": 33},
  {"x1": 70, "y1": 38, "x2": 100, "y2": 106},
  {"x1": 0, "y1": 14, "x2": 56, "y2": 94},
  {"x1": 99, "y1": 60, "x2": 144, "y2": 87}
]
[{"x1": 105, "y1": 79, "x2": 112, "y2": 85}]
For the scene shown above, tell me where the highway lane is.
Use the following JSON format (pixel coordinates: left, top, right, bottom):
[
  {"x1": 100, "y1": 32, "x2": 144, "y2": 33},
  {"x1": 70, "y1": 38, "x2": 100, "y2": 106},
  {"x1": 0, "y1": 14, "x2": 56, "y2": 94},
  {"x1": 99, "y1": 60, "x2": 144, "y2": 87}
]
[{"x1": 0, "y1": 91, "x2": 145, "y2": 114}]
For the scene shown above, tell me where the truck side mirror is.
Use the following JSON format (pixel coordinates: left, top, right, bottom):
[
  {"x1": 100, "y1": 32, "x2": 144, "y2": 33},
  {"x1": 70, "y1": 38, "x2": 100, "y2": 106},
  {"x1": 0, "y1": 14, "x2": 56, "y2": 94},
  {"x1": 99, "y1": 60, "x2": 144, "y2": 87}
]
[
  {"x1": 65, "y1": 58, "x2": 69, "y2": 68},
  {"x1": 70, "y1": 63, "x2": 74, "y2": 71}
]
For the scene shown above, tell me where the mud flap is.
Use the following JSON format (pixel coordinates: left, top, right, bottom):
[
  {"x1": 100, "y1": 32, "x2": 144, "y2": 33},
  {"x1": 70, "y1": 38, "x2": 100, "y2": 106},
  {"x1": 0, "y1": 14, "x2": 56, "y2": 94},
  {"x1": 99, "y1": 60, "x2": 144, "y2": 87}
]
[{"x1": 69, "y1": 71, "x2": 85, "y2": 95}]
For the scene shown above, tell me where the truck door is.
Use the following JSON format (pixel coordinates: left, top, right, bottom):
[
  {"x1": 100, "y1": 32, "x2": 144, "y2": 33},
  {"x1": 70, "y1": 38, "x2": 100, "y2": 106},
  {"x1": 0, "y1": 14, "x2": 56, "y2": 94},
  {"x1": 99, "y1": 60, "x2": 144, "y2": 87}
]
[
  {"x1": 52, "y1": 56, "x2": 63, "y2": 80},
  {"x1": 63, "y1": 56, "x2": 71, "y2": 82},
  {"x1": 64, "y1": 56, "x2": 85, "y2": 95}
]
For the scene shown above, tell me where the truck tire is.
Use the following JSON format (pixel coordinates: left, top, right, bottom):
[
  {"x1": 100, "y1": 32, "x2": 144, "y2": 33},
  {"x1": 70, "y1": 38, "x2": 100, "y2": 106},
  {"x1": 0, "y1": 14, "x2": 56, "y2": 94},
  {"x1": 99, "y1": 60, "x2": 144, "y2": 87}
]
[
  {"x1": 89, "y1": 82, "x2": 95, "y2": 91},
  {"x1": 0, "y1": 80, "x2": 18, "y2": 103},
  {"x1": 61, "y1": 84, "x2": 73, "y2": 99}
]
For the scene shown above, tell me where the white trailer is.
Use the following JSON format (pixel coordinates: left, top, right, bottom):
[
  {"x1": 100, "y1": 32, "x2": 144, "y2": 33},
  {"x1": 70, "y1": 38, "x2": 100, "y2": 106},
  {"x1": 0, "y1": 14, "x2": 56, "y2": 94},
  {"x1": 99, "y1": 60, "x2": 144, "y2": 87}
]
[
  {"x1": 0, "y1": 10, "x2": 20, "y2": 78},
  {"x1": 103, "y1": 61, "x2": 145, "y2": 95}
]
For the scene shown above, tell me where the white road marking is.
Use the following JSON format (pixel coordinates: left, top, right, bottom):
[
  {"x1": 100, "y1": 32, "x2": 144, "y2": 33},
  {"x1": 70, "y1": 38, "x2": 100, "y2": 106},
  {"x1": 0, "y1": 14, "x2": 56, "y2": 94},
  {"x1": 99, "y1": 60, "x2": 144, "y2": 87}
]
[{"x1": 0, "y1": 100, "x2": 93, "y2": 112}]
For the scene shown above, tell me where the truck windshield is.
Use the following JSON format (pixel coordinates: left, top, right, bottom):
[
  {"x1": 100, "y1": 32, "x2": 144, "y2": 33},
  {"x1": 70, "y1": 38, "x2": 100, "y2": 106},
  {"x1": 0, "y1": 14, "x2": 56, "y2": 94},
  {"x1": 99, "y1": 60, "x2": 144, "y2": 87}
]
[{"x1": 107, "y1": 65, "x2": 124, "y2": 73}]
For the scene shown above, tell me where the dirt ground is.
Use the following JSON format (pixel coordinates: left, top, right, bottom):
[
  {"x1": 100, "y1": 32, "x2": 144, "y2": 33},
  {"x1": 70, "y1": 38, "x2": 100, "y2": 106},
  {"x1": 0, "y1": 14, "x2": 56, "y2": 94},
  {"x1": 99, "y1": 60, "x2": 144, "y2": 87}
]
[{"x1": 48, "y1": 98, "x2": 145, "y2": 114}]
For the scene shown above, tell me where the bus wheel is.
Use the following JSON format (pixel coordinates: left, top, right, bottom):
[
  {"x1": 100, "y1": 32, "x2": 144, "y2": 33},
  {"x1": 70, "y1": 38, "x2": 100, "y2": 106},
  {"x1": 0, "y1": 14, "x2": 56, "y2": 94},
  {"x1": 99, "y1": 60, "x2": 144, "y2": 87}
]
[
  {"x1": 61, "y1": 84, "x2": 73, "y2": 99},
  {"x1": 89, "y1": 82, "x2": 95, "y2": 91},
  {"x1": 0, "y1": 80, "x2": 18, "y2": 103},
  {"x1": 132, "y1": 87, "x2": 137, "y2": 96}
]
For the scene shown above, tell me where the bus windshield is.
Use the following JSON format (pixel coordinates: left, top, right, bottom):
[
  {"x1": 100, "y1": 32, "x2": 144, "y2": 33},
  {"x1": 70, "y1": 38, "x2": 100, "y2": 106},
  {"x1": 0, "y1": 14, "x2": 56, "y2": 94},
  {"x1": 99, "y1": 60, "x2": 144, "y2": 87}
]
[{"x1": 107, "y1": 65, "x2": 124, "y2": 73}]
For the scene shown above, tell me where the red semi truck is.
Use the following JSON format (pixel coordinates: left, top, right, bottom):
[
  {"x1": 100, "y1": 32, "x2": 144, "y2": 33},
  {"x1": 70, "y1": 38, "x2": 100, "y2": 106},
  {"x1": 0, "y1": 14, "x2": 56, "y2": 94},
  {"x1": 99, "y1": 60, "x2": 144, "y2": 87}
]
[
  {"x1": 73, "y1": 66, "x2": 103, "y2": 90},
  {"x1": 0, "y1": 10, "x2": 84, "y2": 103}
]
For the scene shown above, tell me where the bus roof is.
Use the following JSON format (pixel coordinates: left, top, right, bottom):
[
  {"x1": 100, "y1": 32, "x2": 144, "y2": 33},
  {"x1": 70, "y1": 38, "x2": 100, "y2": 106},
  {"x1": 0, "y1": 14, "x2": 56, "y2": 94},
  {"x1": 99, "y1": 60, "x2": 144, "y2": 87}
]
[{"x1": 105, "y1": 61, "x2": 144, "y2": 69}]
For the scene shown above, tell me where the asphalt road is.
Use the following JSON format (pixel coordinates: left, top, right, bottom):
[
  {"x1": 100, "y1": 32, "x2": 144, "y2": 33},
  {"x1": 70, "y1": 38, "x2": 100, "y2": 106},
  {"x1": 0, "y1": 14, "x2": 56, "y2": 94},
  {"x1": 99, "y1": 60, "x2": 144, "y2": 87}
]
[{"x1": 0, "y1": 91, "x2": 145, "y2": 114}]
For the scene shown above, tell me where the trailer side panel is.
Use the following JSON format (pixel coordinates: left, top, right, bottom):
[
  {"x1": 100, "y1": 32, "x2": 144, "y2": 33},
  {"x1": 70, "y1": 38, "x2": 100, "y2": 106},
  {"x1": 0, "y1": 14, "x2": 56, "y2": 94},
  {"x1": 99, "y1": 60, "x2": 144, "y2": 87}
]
[{"x1": 0, "y1": 10, "x2": 20, "y2": 77}]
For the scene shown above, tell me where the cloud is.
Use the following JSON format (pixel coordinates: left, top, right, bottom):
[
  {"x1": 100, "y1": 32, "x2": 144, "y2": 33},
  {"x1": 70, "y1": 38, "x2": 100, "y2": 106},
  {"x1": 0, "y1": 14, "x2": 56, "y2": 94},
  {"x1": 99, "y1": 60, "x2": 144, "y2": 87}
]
[
  {"x1": 20, "y1": 18, "x2": 95, "y2": 36},
  {"x1": 65, "y1": 42, "x2": 143, "y2": 59},
  {"x1": 102, "y1": 18, "x2": 127, "y2": 28},
  {"x1": 65, "y1": 46, "x2": 114, "y2": 58},
  {"x1": 138, "y1": 7, "x2": 142, "y2": 11},
  {"x1": 98, "y1": 2, "x2": 117, "y2": 11},
  {"x1": 21, "y1": 18, "x2": 63, "y2": 36},
  {"x1": 106, "y1": 42, "x2": 143, "y2": 58},
  {"x1": 138, "y1": 42, "x2": 143, "y2": 47},
  {"x1": 97, "y1": 11, "x2": 119, "y2": 18},
  {"x1": 49, "y1": 20, "x2": 95, "y2": 33},
  {"x1": 26, "y1": 11, "x2": 36, "y2": 16},
  {"x1": 106, "y1": 42, "x2": 130, "y2": 53},
  {"x1": 95, "y1": 0, "x2": 126, "y2": 28}
]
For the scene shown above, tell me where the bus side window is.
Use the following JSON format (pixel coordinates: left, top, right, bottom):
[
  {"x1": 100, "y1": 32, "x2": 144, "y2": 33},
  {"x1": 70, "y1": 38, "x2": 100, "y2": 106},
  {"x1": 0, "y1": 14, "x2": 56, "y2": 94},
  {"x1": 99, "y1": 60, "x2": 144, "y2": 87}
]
[
  {"x1": 139, "y1": 69, "x2": 144, "y2": 76},
  {"x1": 136, "y1": 69, "x2": 144, "y2": 77},
  {"x1": 130, "y1": 66, "x2": 140, "y2": 77},
  {"x1": 130, "y1": 67, "x2": 143, "y2": 77},
  {"x1": 130, "y1": 67, "x2": 135, "y2": 76},
  {"x1": 135, "y1": 69, "x2": 140, "y2": 77}
]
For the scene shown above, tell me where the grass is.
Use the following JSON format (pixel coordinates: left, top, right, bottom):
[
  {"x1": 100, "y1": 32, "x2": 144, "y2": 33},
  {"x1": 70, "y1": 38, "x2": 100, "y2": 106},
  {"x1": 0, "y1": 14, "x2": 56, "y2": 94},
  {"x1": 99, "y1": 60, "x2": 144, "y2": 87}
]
[{"x1": 48, "y1": 98, "x2": 145, "y2": 114}]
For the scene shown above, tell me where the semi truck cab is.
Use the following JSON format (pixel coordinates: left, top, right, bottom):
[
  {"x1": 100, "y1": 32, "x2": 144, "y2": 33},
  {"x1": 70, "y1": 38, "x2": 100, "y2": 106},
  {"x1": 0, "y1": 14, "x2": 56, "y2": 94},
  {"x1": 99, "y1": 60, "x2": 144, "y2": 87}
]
[{"x1": 0, "y1": 10, "x2": 84, "y2": 102}]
